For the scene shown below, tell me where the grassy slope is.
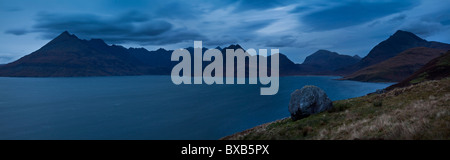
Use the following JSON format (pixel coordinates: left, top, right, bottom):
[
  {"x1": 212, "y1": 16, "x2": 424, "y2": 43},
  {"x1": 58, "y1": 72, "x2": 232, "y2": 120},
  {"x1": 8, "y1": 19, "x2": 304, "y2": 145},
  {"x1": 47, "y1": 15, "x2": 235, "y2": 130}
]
[{"x1": 222, "y1": 78, "x2": 450, "y2": 140}]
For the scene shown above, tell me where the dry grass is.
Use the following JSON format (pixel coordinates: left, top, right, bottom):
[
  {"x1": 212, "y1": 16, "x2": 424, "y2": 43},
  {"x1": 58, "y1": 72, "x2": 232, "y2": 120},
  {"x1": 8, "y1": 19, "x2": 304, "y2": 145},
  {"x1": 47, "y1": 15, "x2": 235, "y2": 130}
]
[
  {"x1": 316, "y1": 95, "x2": 449, "y2": 140},
  {"x1": 222, "y1": 78, "x2": 450, "y2": 140}
]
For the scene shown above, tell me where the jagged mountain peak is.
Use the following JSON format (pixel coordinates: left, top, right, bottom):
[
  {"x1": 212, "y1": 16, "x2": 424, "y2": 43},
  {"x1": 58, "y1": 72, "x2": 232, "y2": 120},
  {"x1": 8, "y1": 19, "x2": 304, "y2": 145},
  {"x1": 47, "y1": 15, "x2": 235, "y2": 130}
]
[
  {"x1": 54, "y1": 31, "x2": 78, "y2": 40},
  {"x1": 88, "y1": 38, "x2": 108, "y2": 46},
  {"x1": 46, "y1": 31, "x2": 80, "y2": 44},
  {"x1": 223, "y1": 44, "x2": 243, "y2": 50},
  {"x1": 156, "y1": 48, "x2": 167, "y2": 52}
]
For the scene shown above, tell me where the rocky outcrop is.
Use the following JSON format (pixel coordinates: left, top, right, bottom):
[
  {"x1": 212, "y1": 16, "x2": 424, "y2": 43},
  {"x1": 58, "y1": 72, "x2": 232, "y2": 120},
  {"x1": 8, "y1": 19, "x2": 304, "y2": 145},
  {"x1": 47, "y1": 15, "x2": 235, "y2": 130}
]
[{"x1": 288, "y1": 85, "x2": 333, "y2": 120}]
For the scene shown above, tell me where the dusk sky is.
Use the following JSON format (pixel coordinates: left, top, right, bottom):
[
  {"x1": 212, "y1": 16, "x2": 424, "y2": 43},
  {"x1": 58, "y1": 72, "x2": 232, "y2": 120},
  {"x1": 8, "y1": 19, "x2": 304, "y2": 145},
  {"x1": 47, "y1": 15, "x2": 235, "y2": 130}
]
[{"x1": 1, "y1": 0, "x2": 449, "y2": 64}]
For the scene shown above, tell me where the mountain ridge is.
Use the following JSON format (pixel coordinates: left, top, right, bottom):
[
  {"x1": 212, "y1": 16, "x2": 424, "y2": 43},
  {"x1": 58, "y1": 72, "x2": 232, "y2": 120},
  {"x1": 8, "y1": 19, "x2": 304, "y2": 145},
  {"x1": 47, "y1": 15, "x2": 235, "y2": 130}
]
[
  {"x1": 341, "y1": 47, "x2": 447, "y2": 82},
  {"x1": 1, "y1": 30, "x2": 449, "y2": 78},
  {"x1": 0, "y1": 31, "x2": 311, "y2": 77},
  {"x1": 0, "y1": 31, "x2": 147, "y2": 77},
  {"x1": 337, "y1": 30, "x2": 450, "y2": 75},
  {"x1": 301, "y1": 49, "x2": 360, "y2": 74}
]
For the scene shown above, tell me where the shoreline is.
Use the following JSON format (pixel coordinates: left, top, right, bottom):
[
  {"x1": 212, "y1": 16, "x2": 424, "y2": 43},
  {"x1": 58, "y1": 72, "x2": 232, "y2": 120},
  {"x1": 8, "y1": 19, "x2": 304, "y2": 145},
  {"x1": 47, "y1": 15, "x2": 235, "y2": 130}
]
[{"x1": 221, "y1": 78, "x2": 450, "y2": 140}]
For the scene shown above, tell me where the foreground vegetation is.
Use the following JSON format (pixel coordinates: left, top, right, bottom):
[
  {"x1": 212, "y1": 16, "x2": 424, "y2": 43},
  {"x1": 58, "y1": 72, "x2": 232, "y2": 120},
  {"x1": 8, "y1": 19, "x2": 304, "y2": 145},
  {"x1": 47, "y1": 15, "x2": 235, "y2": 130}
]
[{"x1": 222, "y1": 78, "x2": 450, "y2": 140}]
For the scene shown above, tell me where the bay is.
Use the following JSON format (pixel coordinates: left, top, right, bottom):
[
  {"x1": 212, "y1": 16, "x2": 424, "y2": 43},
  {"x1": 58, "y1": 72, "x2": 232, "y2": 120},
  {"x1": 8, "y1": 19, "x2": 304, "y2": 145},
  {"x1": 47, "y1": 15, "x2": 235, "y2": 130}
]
[{"x1": 0, "y1": 76, "x2": 392, "y2": 140}]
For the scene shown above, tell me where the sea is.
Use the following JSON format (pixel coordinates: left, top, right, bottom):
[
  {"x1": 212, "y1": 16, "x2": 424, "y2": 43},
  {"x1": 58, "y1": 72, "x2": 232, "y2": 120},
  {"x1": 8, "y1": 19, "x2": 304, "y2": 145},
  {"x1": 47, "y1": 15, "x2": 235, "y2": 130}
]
[{"x1": 0, "y1": 76, "x2": 392, "y2": 140}]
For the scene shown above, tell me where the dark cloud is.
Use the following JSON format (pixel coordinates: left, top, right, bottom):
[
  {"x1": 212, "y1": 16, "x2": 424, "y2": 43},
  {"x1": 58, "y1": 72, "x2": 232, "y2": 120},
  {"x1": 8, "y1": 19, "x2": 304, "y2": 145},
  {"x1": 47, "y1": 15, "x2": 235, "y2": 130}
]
[
  {"x1": 129, "y1": 28, "x2": 207, "y2": 45},
  {"x1": 5, "y1": 29, "x2": 28, "y2": 35},
  {"x1": 1, "y1": 0, "x2": 449, "y2": 64},
  {"x1": 196, "y1": 19, "x2": 274, "y2": 46},
  {"x1": 116, "y1": 11, "x2": 150, "y2": 23},
  {"x1": 264, "y1": 35, "x2": 296, "y2": 47},
  {"x1": 401, "y1": 21, "x2": 445, "y2": 37},
  {"x1": 302, "y1": 0, "x2": 419, "y2": 31},
  {"x1": 153, "y1": 2, "x2": 201, "y2": 19},
  {"x1": 436, "y1": 13, "x2": 450, "y2": 26},
  {"x1": 5, "y1": 11, "x2": 187, "y2": 45},
  {"x1": 239, "y1": 20, "x2": 273, "y2": 31},
  {"x1": 32, "y1": 11, "x2": 170, "y2": 36},
  {"x1": 442, "y1": 20, "x2": 450, "y2": 26},
  {"x1": 91, "y1": 27, "x2": 207, "y2": 46},
  {"x1": 150, "y1": 29, "x2": 207, "y2": 45},
  {"x1": 400, "y1": 11, "x2": 450, "y2": 37}
]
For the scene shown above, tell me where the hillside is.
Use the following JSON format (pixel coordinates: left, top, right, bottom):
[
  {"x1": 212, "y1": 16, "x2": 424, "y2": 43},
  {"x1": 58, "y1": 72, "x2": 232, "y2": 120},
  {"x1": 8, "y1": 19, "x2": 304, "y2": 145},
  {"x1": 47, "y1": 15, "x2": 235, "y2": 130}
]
[
  {"x1": 387, "y1": 50, "x2": 450, "y2": 90},
  {"x1": 341, "y1": 47, "x2": 447, "y2": 82},
  {"x1": 222, "y1": 77, "x2": 450, "y2": 140},
  {"x1": 337, "y1": 30, "x2": 450, "y2": 74}
]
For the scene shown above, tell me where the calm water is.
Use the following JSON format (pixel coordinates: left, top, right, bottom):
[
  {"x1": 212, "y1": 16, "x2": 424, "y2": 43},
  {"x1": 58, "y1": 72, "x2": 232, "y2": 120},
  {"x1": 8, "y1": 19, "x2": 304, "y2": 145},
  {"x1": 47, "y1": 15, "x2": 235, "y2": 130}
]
[{"x1": 0, "y1": 76, "x2": 392, "y2": 140}]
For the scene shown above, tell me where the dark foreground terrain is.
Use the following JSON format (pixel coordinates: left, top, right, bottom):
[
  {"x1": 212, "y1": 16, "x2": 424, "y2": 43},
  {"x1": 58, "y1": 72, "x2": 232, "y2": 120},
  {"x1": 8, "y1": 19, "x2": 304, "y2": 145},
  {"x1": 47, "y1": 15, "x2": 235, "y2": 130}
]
[{"x1": 222, "y1": 77, "x2": 450, "y2": 140}]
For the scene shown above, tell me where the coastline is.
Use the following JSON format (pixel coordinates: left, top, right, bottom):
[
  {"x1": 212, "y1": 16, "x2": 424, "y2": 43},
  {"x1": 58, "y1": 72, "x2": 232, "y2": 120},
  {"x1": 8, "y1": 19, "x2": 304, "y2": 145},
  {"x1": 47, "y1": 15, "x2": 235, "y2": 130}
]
[{"x1": 221, "y1": 78, "x2": 450, "y2": 140}]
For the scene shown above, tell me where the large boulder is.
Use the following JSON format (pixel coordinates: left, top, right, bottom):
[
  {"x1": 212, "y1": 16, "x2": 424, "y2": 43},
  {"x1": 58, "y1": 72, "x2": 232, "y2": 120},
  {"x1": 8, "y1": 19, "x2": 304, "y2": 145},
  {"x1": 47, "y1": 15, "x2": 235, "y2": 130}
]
[{"x1": 288, "y1": 85, "x2": 333, "y2": 120}]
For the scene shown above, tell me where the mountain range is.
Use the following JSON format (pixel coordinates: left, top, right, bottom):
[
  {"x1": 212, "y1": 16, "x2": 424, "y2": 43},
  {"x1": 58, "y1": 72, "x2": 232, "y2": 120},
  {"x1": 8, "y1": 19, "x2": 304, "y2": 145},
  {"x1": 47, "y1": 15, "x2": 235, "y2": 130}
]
[
  {"x1": 0, "y1": 31, "x2": 360, "y2": 77},
  {"x1": 0, "y1": 30, "x2": 449, "y2": 81},
  {"x1": 0, "y1": 32, "x2": 168, "y2": 77}
]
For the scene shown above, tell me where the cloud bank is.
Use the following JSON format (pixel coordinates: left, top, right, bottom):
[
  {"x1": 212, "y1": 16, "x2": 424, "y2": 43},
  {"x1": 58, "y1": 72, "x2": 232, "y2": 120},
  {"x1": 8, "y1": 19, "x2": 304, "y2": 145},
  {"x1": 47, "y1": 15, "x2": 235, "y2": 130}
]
[{"x1": 1, "y1": 0, "x2": 450, "y2": 63}]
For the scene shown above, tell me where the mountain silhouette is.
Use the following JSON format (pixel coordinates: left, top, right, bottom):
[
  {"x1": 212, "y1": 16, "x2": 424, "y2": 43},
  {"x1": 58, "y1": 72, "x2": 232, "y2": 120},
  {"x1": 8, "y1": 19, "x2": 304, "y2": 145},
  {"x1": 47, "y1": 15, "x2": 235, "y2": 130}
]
[
  {"x1": 337, "y1": 30, "x2": 450, "y2": 74},
  {"x1": 301, "y1": 49, "x2": 360, "y2": 74},
  {"x1": 0, "y1": 31, "x2": 149, "y2": 77},
  {"x1": 2, "y1": 30, "x2": 446, "y2": 78},
  {"x1": 353, "y1": 55, "x2": 361, "y2": 60},
  {"x1": 0, "y1": 31, "x2": 310, "y2": 77}
]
